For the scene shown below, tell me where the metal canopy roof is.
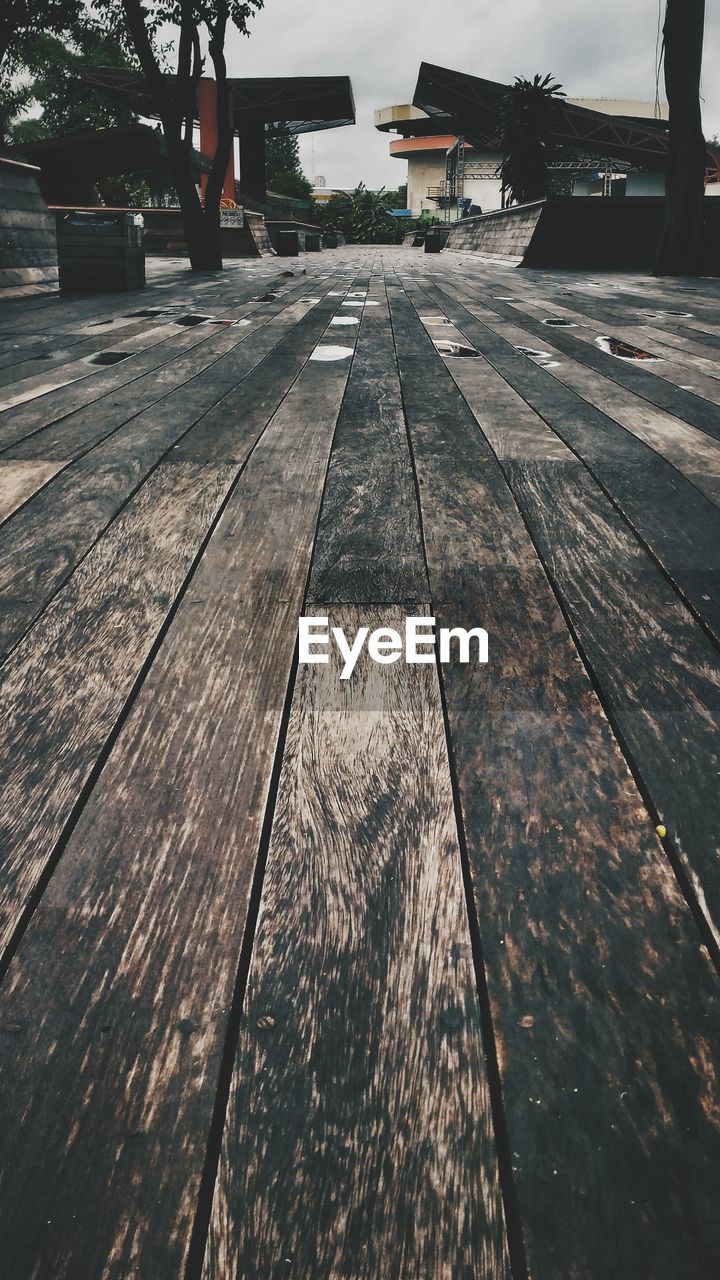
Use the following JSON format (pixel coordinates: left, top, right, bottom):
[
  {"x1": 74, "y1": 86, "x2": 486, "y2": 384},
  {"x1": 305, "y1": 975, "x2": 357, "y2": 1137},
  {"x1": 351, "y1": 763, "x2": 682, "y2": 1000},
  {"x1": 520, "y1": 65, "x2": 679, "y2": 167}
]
[
  {"x1": 81, "y1": 68, "x2": 355, "y2": 136},
  {"x1": 9, "y1": 124, "x2": 210, "y2": 178},
  {"x1": 412, "y1": 63, "x2": 672, "y2": 172}
]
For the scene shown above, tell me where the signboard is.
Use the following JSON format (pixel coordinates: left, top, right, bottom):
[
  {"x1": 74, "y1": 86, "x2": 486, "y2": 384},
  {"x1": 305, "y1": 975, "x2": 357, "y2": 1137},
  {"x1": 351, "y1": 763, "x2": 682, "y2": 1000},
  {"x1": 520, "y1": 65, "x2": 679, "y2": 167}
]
[{"x1": 220, "y1": 207, "x2": 245, "y2": 228}]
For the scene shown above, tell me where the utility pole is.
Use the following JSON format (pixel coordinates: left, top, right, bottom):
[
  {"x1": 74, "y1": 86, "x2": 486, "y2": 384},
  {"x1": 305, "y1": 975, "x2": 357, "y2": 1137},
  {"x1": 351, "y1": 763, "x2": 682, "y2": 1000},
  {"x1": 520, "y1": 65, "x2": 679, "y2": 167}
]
[{"x1": 654, "y1": 0, "x2": 707, "y2": 275}]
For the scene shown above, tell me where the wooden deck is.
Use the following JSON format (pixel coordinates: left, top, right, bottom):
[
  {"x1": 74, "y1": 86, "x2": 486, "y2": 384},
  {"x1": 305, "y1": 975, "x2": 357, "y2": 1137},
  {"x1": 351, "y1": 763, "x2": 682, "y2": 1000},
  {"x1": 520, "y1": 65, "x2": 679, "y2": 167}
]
[{"x1": 1, "y1": 246, "x2": 719, "y2": 1279}]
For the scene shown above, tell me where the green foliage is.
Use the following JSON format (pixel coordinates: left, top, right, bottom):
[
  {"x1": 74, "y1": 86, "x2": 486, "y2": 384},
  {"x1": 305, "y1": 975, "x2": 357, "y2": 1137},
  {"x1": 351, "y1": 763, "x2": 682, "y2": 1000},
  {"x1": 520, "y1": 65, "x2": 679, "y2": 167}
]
[
  {"x1": 320, "y1": 184, "x2": 403, "y2": 244},
  {"x1": 496, "y1": 72, "x2": 566, "y2": 206},
  {"x1": 270, "y1": 169, "x2": 313, "y2": 199},
  {"x1": 266, "y1": 127, "x2": 312, "y2": 199},
  {"x1": 95, "y1": 171, "x2": 156, "y2": 206},
  {"x1": 382, "y1": 184, "x2": 408, "y2": 210},
  {"x1": 7, "y1": 24, "x2": 138, "y2": 143},
  {"x1": 0, "y1": 0, "x2": 83, "y2": 67},
  {"x1": 0, "y1": 0, "x2": 84, "y2": 144}
]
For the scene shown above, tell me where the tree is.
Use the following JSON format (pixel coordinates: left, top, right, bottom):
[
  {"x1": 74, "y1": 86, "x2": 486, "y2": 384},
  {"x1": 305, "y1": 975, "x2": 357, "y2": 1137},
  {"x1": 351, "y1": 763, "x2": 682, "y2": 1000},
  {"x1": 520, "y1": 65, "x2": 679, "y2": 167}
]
[
  {"x1": 7, "y1": 24, "x2": 138, "y2": 142},
  {"x1": 496, "y1": 73, "x2": 566, "y2": 206},
  {"x1": 266, "y1": 125, "x2": 312, "y2": 199},
  {"x1": 654, "y1": 0, "x2": 707, "y2": 276},
  {"x1": 382, "y1": 184, "x2": 408, "y2": 210},
  {"x1": 319, "y1": 185, "x2": 402, "y2": 245},
  {"x1": 0, "y1": 0, "x2": 83, "y2": 145},
  {"x1": 96, "y1": 0, "x2": 263, "y2": 270}
]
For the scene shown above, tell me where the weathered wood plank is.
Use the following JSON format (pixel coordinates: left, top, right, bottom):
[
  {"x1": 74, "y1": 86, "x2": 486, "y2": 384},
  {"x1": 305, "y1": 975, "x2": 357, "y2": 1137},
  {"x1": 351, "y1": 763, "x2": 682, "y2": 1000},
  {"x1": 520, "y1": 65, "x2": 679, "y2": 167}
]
[
  {"x1": 430, "y1": 283, "x2": 720, "y2": 506},
  {"x1": 420, "y1": 283, "x2": 720, "y2": 644},
  {"x1": 508, "y1": 459, "x2": 720, "y2": 948},
  {"x1": 204, "y1": 606, "x2": 511, "y2": 1280},
  {"x1": 388, "y1": 285, "x2": 720, "y2": 1280},
  {"x1": 0, "y1": 459, "x2": 62, "y2": 523},
  {"x1": 1, "y1": 277, "x2": 324, "y2": 462},
  {"x1": 0, "y1": 283, "x2": 348, "y2": 660},
  {"x1": 0, "y1": 266, "x2": 295, "y2": 416},
  {"x1": 0, "y1": 337, "x2": 357, "y2": 1279},
  {"x1": 0, "y1": 459, "x2": 236, "y2": 959},
  {"x1": 417, "y1": 332, "x2": 720, "y2": 950},
  {"x1": 453, "y1": 283, "x2": 720, "y2": 443},
  {"x1": 308, "y1": 282, "x2": 426, "y2": 605}
]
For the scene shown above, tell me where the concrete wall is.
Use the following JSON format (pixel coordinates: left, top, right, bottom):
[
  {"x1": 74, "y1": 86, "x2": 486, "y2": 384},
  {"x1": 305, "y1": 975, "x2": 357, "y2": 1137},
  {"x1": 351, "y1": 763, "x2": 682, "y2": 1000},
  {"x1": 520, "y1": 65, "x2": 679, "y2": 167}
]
[
  {"x1": 445, "y1": 202, "x2": 544, "y2": 261},
  {"x1": 406, "y1": 150, "x2": 503, "y2": 218},
  {"x1": 444, "y1": 197, "x2": 720, "y2": 274},
  {"x1": 0, "y1": 155, "x2": 58, "y2": 293}
]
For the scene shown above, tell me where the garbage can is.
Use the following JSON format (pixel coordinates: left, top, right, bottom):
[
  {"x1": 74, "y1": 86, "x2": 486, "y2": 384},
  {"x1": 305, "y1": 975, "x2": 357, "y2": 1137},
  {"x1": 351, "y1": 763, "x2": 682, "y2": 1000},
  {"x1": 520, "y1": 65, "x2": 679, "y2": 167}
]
[
  {"x1": 424, "y1": 228, "x2": 447, "y2": 254},
  {"x1": 304, "y1": 232, "x2": 322, "y2": 252},
  {"x1": 323, "y1": 232, "x2": 339, "y2": 249},
  {"x1": 276, "y1": 229, "x2": 299, "y2": 256},
  {"x1": 57, "y1": 211, "x2": 145, "y2": 292}
]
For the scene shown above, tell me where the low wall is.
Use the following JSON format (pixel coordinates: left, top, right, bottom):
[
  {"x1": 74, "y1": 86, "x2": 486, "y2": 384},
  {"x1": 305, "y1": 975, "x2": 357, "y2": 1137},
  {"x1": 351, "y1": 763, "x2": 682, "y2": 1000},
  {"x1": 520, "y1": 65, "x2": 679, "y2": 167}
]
[
  {"x1": 50, "y1": 206, "x2": 275, "y2": 259},
  {"x1": 444, "y1": 197, "x2": 720, "y2": 273},
  {"x1": 444, "y1": 202, "x2": 544, "y2": 263},
  {"x1": 0, "y1": 155, "x2": 58, "y2": 292}
]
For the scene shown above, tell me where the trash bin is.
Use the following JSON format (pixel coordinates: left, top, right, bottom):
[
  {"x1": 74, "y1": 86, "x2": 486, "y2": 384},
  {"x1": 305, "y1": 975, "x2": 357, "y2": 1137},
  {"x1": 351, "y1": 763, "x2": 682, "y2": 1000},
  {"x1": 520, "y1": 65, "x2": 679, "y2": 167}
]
[
  {"x1": 57, "y1": 211, "x2": 145, "y2": 292},
  {"x1": 304, "y1": 232, "x2": 322, "y2": 252},
  {"x1": 424, "y1": 228, "x2": 447, "y2": 254},
  {"x1": 276, "y1": 229, "x2": 299, "y2": 256},
  {"x1": 323, "y1": 232, "x2": 339, "y2": 249}
]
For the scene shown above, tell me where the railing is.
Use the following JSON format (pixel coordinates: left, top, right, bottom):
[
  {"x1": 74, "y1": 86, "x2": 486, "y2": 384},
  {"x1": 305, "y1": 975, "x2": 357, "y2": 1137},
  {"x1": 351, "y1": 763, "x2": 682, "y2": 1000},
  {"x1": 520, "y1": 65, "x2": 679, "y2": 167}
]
[{"x1": 426, "y1": 188, "x2": 458, "y2": 207}]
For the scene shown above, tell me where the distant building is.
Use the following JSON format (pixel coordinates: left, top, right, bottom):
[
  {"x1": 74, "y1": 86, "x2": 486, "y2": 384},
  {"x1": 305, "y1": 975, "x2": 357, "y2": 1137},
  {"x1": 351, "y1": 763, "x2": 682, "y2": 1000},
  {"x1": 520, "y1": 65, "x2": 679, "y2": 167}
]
[
  {"x1": 311, "y1": 185, "x2": 351, "y2": 206},
  {"x1": 375, "y1": 95, "x2": 672, "y2": 220}
]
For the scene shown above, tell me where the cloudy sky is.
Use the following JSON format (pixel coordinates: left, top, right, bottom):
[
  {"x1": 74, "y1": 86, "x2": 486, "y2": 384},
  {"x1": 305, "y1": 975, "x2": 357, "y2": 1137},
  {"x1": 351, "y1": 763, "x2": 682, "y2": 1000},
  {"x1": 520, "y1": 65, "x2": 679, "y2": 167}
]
[{"x1": 224, "y1": 0, "x2": 720, "y2": 191}]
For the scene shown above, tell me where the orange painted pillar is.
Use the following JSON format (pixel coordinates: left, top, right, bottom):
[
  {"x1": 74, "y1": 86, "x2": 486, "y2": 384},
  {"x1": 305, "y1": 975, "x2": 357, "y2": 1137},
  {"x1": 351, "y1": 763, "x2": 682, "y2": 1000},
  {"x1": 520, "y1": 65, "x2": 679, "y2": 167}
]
[{"x1": 198, "y1": 77, "x2": 236, "y2": 204}]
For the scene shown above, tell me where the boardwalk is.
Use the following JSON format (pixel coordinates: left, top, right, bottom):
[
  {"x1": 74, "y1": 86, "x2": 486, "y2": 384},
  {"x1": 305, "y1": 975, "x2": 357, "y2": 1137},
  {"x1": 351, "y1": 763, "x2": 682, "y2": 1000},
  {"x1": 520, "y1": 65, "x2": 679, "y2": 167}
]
[{"x1": 0, "y1": 246, "x2": 719, "y2": 1280}]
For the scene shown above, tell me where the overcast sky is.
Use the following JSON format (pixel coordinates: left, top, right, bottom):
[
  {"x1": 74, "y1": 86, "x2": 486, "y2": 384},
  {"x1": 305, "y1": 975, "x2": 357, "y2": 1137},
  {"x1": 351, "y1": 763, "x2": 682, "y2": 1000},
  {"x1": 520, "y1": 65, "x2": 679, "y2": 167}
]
[{"x1": 224, "y1": 0, "x2": 720, "y2": 191}]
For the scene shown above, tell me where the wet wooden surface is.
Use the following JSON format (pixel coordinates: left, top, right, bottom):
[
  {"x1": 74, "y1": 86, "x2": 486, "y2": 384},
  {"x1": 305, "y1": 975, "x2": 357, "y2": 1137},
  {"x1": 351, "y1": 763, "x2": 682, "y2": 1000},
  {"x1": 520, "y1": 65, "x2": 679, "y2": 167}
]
[{"x1": 0, "y1": 247, "x2": 719, "y2": 1279}]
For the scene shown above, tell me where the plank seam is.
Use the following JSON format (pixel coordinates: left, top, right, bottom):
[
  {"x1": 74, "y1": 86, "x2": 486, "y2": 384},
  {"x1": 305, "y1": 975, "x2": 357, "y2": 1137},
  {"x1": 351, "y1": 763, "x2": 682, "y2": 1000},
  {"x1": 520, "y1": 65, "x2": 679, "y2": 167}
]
[
  {"x1": 425, "y1": 281, "x2": 720, "y2": 653},
  {"x1": 0, "y1": 281, "x2": 347, "y2": 666},
  {"x1": 0, "y1": 303, "x2": 332, "y2": 980},
  {"x1": 405, "y1": 282, "x2": 720, "y2": 978},
  {"x1": 182, "y1": 267, "x2": 374, "y2": 1280},
  {"x1": 387, "y1": 282, "x2": 530, "y2": 1280}
]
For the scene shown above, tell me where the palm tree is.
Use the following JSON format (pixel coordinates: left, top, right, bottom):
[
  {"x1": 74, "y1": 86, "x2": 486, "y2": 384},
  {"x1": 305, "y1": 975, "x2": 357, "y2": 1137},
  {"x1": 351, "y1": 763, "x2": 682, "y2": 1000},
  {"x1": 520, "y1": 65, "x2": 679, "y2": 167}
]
[
  {"x1": 320, "y1": 185, "x2": 402, "y2": 245},
  {"x1": 496, "y1": 74, "x2": 565, "y2": 206},
  {"x1": 655, "y1": 0, "x2": 707, "y2": 275}
]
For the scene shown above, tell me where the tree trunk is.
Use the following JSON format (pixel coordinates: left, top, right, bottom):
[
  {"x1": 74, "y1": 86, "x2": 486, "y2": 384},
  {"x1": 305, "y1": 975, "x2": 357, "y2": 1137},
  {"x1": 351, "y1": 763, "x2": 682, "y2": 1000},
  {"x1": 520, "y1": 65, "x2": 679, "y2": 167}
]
[
  {"x1": 654, "y1": 0, "x2": 707, "y2": 276},
  {"x1": 202, "y1": 5, "x2": 232, "y2": 271},
  {"x1": 121, "y1": 0, "x2": 219, "y2": 272}
]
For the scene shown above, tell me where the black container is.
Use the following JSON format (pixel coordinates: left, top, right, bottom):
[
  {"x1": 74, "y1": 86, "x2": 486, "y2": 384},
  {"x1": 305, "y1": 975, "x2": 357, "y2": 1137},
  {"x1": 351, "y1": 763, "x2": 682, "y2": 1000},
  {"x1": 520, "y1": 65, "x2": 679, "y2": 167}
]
[
  {"x1": 57, "y1": 211, "x2": 145, "y2": 292},
  {"x1": 424, "y1": 228, "x2": 448, "y2": 254},
  {"x1": 276, "y1": 229, "x2": 300, "y2": 256},
  {"x1": 323, "y1": 232, "x2": 339, "y2": 248},
  {"x1": 304, "y1": 232, "x2": 322, "y2": 252}
]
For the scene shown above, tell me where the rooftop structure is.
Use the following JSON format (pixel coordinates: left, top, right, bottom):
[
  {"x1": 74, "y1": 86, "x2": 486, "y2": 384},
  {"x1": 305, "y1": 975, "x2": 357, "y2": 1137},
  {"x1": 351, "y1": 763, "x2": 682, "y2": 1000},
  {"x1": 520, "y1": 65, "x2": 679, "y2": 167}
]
[
  {"x1": 8, "y1": 124, "x2": 209, "y2": 207},
  {"x1": 81, "y1": 68, "x2": 355, "y2": 207},
  {"x1": 375, "y1": 70, "x2": 684, "y2": 219}
]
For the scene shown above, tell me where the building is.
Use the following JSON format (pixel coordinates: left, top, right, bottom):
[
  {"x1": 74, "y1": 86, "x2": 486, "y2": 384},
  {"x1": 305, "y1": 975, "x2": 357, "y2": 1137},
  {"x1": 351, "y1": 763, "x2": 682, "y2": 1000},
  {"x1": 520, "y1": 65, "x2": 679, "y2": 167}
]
[{"x1": 375, "y1": 83, "x2": 674, "y2": 221}]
